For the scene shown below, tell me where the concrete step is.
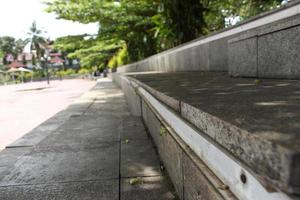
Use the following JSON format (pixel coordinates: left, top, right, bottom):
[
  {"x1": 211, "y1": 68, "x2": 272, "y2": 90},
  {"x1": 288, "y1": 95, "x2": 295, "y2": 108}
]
[{"x1": 113, "y1": 72, "x2": 300, "y2": 200}]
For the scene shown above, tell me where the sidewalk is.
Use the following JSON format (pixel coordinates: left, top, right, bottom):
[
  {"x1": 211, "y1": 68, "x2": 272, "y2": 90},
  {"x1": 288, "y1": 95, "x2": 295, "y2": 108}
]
[{"x1": 0, "y1": 79, "x2": 175, "y2": 200}]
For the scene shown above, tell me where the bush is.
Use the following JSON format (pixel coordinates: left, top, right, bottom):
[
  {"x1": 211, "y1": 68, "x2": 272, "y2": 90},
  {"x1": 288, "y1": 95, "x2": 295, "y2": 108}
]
[
  {"x1": 64, "y1": 69, "x2": 76, "y2": 76},
  {"x1": 57, "y1": 69, "x2": 77, "y2": 77},
  {"x1": 24, "y1": 72, "x2": 33, "y2": 81},
  {"x1": 33, "y1": 70, "x2": 44, "y2": 79},
  {"x1": 78, "y1": 68, "x2": 90, "y2": 75},
  {"x1": 116, "y1": 45, "x2": 128, "y2": 66},
  {"x1": 108, "y1": 45, "x2": 129, "y2": 70},
  {"x1": 108, "y1": 55, "x2": 118, "y2": 69},
  {"x1": 55, "y1": 71, "x2": 64, "y2": 77}
]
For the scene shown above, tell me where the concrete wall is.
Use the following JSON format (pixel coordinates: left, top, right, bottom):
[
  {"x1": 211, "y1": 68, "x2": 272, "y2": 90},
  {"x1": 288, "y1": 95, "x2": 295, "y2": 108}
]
[{"x1": 117, "y1": 1, "x2": 300, "y2": 79}]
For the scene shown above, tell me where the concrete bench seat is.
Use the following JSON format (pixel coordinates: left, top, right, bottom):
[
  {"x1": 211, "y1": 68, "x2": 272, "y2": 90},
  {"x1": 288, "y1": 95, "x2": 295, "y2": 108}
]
[
  {"x1": 111, "y1": 2, "x2": 300, "y2": 199},
  {"x1": 112, "y1": 72, "x2": 300, "y2": 199}
]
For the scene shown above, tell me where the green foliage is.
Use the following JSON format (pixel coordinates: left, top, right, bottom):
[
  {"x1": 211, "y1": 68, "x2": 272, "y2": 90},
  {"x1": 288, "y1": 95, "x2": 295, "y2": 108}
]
[
  {"x1": 55, "y1": 70, "x2": 63, "y2": 78},
  {"x1": 0, "y1": 36, "x2": 15, "y2": 55},
  {"x1": 15, "y1": 39, "x2": 27, "y2": 55},
  {"x1": 108, "y1": 45, "x2": 129, "y2": 68},
  {"x1": 160, "y1": 126, "x2": 167, "y2": 136},
  {"x1": 24, "y1": 72, "x2": 33, "y2": 81},
  {"x1": 26, "y1": 21, "x2": 47, "y2": 59},
  {"x1": 54, "y1": 35, "x2": 88, "y2": 53},
  {"x1": 63, "y1": 69, "x2": 76, "y2": 76},
  {"x1": 78, "y1": 68, "x2": 91, "y2": 75},
  {"x1": 55, "y1": 69, "x2": 77, "y2": 78},
  {"x1": 0, "y1": 37, "x2": 28, "y2": 64},
  {"x1": 46, "y1": 0, "x2": 157, "y2": 67},
  {"x1": 33, "y1": 70, "x2": 44, "y2": 79},
  {"x1": 108, "y1": 55, "x2": 118, "y2": 69},
  {"x1": 46, "y1": 0, "x2": 284, "y2": 68},
  {"x1": 116, "y1": 45, "x2": 129, "y2": 67}
]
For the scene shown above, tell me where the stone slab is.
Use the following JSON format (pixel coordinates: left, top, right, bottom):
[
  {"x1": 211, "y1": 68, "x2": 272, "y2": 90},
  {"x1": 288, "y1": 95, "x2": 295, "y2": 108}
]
[
  {"x1": 0, "y1": 143, "x2": 119, "y2": 185},
  {"x1": 87, "y1": 101, "x2": 129, "y2": 115},
  {"x1": 61, "y1": 114, "x2": 122, "y2": 131},
  {"x1": 121, "y1": 139, "x2": 161, "y2": 178},
  {"x1": 141, "y1": 100, "x2": 184, "y2": 199},
  {"x1": 0, "y1": 147, "x2": 32, "y2": 167},
  {"x1": 0, "y1": 147, "x2": 33, "y2": 180},
  {"x1": 0, "y1": 180, "x2": 118, "y2": 200},
  {"x1": 159, "y1": 132, "x2": 183, "y2": 200},
  {"x1": 258, "y1": 25, "x2": 300, "y2": 78},
  {"x1": 130, "y1": 72, "x2": 300, "y2": 194},
  {"x1": 121, "y1": 77, "x2": 142, "y2": 116},
  {"x1": 121, "y1": 124, "x2": 148, "y2": 141},
  {"x1": 7, "y1": 114, "x2": 67, "y2": 147},
  {"x1": 209, "y1": 37, "x2": 229, "y2": 71},
  {"x1": 121, "y1": 117, "x2": 149, "y2": 141},
  {"x1": 229, "y1": 37, "x2": 258, "y2": 77},
  {"x1": 183, "y1": 153, "x2": 226, "y2": 200},
  {"x1": 121, "y1": 176, "x2": 175, "y2": 200},
  {"x1": 141, "y1": 100, "x2": 163, "y2": 151},
  {"x1": 7, "y1": 129, "x2": 57, "y2": 148},
  {"x1": 38, "y1": 125, "x2": 120, "y2": 146}
]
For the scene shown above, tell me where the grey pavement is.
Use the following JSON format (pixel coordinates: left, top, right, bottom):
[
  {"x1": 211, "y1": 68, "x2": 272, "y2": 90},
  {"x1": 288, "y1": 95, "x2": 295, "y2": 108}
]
[{"x1": 0, "y1": 79, "x2": 175, "y2": 200}]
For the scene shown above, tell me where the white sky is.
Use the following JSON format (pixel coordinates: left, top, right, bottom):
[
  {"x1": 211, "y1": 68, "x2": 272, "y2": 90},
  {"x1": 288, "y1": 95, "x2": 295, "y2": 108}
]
[{"x1": 0, "y1": 0, "x2": 98, "y2": 40}]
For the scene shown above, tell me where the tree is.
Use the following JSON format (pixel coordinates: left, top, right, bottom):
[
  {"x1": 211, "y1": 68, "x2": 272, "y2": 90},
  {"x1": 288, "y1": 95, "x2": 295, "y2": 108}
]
[
  {"x1": 0, "y1": 37, "x2": 27, "y2": 64},
  {"x1": 0, "y1": 36, "x2": 15, "y2": 54},
  {"x1": 26, "y1": 21, "x2": 47, "y2": 59},
  {"x1": 45, "y1": 0, "x2": 284, "y2": 68},
  {"x1": 15, "y1": 39, "x2": 26, "y2": 55}
]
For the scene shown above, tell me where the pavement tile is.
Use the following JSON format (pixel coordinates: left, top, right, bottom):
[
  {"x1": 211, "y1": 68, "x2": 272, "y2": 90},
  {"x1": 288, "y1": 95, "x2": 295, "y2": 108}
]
[
  {"x1": 121, "y1": 176, "x2": 175, "y2": 200},
  {"x1": 38, "y1": 125, "x2": 120, "y2": 146},
  {"x1": 121, "y1": 140, "x2": 161, "y2": 178},
  {"x1": 0, "y1": 179, "x2": 118, "y2": 200},
  {"x1": 0, "y1": 143, "x2": 119, "y2": 185},
  {"x1": 61, "y1": 115, "x2": 122, "y2": 131}
]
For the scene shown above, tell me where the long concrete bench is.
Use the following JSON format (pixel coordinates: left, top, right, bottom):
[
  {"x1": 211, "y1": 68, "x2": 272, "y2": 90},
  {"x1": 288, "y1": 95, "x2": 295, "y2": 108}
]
[
  {"x1": 111, "y1": 1, "x2": 300, "y2": 199},
  {"x1": 117, "y1": 0, "x2": 300, "y2": 79},
  {"x1": 112, "y1": 72, "x2": 300, "y2": 200}
]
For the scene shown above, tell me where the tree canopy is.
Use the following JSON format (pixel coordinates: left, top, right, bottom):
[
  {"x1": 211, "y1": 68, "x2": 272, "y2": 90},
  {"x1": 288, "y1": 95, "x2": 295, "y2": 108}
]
[
  {"x1": 45, "y1": 0, "x2": 284, "y2": 69},
  {"x1": 0, "y1": 37, "x2": 28, "y2": 64}
]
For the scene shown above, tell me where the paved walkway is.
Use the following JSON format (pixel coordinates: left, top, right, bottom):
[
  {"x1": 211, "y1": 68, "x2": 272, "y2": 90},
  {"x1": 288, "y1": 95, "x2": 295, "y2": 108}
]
[
  {"x1": 0, "y1": 79, "x2": 95, "y2": 150},
  {"x1": 0, "y1": 79, "x2": 175, "y2": 200}
]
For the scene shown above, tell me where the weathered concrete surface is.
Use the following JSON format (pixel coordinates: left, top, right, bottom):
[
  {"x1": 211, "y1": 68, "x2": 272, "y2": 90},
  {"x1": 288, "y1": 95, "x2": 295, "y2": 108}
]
[
  {"x1": 0, "y1": 144, "x2": 119, "y2": 186},
  {"x1": 229, "y1": 14, "x2": 300, "y2": 79},
  {"x1": 0, "y1": 147, "x2": 32, "y2": 181},
  {"x1": 121, "y1": 76, "x2": 142, "y2": 116},
  {"x1": 141, "y1": 100, "x2": 184, "y2": 199},
  {"x1": 129, "y1": 72, "x2": 300, "y2": 194},
  {"x1": 0, "y1": 180, "x2": 119, "y2": 200},
  {"x1": 228, "y1": 37, "x2": 258, "y2": 77},
  {"x1": 121, "y1": 139, "x2": 161, "y2": 178},
  {"x1": 139, "y1": 95, "x2": 238, "y2": 200},
  {"x1": 0, "y1": 79, "x2": 175, "y2": 199},
  {"x1": 121, "y1": 117, "x2": 149, "y2": 141},
  {"x1": 183, "y1": 154, "x2": 224, "y2": 200},
  {"x1": 258, "y1": 25, "x2": 300, "y2": 78},
  {"x1": 121, "y1": 176, "x2": 174, "y2": 200}
]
